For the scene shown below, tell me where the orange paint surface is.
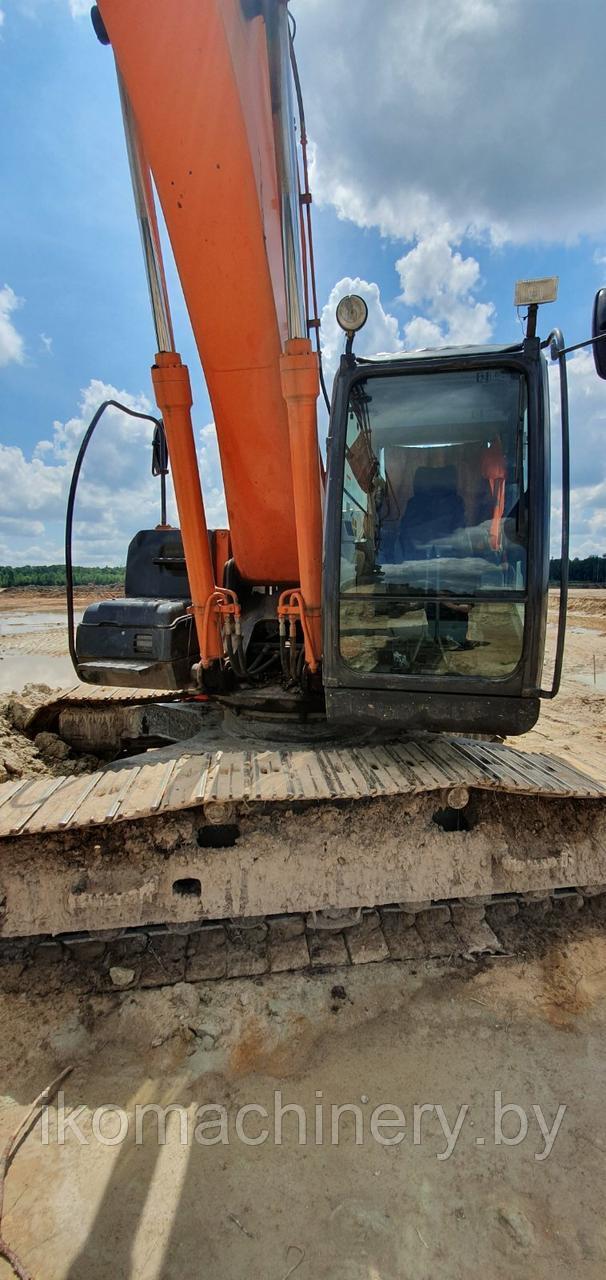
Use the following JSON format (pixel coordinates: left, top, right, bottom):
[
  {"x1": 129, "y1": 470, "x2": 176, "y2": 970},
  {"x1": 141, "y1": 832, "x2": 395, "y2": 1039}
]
[{"x1": 100, "y1": 0, "x2": 299, "y2": 584}]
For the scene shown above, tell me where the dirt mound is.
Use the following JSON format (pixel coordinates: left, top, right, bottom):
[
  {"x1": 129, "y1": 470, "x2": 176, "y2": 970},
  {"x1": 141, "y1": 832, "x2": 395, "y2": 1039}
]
[
  {"x1": 0, "y1": 683, "x2": 99, "y2": 783},
  {"x1": 0, "y1": 707, "x2": 48, "y2": 784},
  {"x1": 549, "y1": 588, "x2": 606, "y2": 624}
]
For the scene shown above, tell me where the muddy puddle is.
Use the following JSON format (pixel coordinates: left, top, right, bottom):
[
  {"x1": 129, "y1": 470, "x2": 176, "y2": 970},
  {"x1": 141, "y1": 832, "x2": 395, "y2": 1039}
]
[
  {"x1": 0, "y1": 610, "x2": 82, "y2": 636},
  {"x1": 0, "y1": 608, "x2": 83, "y2": 687},
  {"x1": 574, "y1": 671, "x2": 606, "y2": 692},
  {"x1": 0, "y1": 653, "x2": 76, "y2": 692}
]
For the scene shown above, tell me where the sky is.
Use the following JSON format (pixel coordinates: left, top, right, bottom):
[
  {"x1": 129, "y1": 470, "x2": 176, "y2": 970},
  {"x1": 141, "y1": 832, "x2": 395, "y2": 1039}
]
[{"x1": 1, "y1": 0, "x2": 606, "y2": 565}]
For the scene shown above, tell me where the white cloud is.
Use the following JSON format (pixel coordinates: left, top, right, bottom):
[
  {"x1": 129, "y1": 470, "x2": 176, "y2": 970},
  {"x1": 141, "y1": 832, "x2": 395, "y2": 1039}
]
[
  {"x1": 198, "y1": 423, "x2": 228, "y2": 527},
  {"x1": 548, "y1": 345, "x2": 604, "y2": 494},
  {"x1": 320, "y1": 240, "x2": 494, "y2": 392},
  {"x1": 0, "y1": 9, "x2": 5, "y2": 31},
  {"x1": 320, "y1": 277, "x2": 402, "y2": 388},
  {"x1": 297, "y1": 0, "x2": 606, "y2": 246},
  {"x1": 40, "y1": 333, "x2": 52, "y2": 353},
  {"x1": 0, "y1": 285, "x2": 25, "y2": 367},
  {"x1": 402, "y1": 316, "x2": 444, "y2": 350},
  {"x1": 67, "y1": 0, "x2": 89, "y2": 16},
  {"x1": 0, "y1": 516, "x2": 45, "y2": 538},
  {"x1": 549, "y1": 350, "x2": 606, "y2": 489},
  {"x1": 548, "y1": 350, "x2": 606, "y2": 555},
  {"x1": 397, "y1": 236, "x2": 479, "y2": 308},
  {"x1": 0, "y1": 540, "x2": 64, "y2": 566},
  {"x1": 397, "y1": 235, "x2": 495, "y2": 347},
  {"x1": 0, "y1": 379, "x2": 227, "y2": 565},
  {"x1": 569, "y1": 486, "x2": 606, "y2": 559}
]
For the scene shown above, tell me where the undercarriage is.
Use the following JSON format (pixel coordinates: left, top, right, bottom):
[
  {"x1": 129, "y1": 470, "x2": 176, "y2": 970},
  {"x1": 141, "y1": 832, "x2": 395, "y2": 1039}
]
[{"x1": 1, "y1": 687, "x2": 604, "y2": 972}]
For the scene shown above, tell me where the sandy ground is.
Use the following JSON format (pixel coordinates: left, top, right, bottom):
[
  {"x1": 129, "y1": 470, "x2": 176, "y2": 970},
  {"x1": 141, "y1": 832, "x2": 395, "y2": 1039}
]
[
  {"x1": 0, "y1": 586, "x2": 120, "y2": 611},
  {"x1": 0, "y1": 588, "x2": 605, "y2": 1279},
  {"x1": 518, "y1": 590, "x2": 606, "y2": 778},
  {"x1": 1, "y1": 942, "x2": 606, "y2": 1279}
]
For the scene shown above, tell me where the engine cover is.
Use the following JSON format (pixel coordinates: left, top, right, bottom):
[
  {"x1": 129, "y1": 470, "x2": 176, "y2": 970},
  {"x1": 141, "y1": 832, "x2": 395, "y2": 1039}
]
[{"x1": 76, "y1": 597, "x2": 197, "y2": 688}]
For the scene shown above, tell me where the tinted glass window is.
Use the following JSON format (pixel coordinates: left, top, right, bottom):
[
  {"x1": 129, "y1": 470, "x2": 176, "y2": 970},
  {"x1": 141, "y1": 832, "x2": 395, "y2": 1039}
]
[{"x1": 339, "y1": 368, "x2": 528, "y2": 679}]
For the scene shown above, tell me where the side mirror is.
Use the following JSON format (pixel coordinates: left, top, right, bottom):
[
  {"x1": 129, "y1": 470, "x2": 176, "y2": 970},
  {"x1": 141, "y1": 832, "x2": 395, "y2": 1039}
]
[{"x1": 592, "y1": 288, "x2": 606, "y2": 379}]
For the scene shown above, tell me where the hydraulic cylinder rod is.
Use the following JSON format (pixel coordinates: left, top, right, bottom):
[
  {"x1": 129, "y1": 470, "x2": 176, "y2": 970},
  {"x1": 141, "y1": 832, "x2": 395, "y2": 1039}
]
[
  {"x1": 152, "y1": 353, "x2": 221, "y2": 662},
  {"x1": 280, "y1": 338, "x2": 323, "y2": 664}
]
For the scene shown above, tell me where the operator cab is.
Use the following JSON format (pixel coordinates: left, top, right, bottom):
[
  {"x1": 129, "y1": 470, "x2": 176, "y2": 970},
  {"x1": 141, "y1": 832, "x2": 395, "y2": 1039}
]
[{"x1": 323, "y1": 299, "x2": 555, "y2": 735}]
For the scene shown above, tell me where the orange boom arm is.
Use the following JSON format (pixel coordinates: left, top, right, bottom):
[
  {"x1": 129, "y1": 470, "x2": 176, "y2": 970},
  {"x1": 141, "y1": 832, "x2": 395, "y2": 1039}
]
[{"x1": 99, "y1": 0, "x2": 305, "y2": 586}]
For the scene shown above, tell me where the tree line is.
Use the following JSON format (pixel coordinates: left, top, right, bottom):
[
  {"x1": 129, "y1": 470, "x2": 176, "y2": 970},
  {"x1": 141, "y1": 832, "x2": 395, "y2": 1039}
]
[
  {"x1": 0, "y1": 565, "x2": 124, "y2": 588},
  {"x1": 550, "y1": 555, "x2": 606, "y2": 585}
]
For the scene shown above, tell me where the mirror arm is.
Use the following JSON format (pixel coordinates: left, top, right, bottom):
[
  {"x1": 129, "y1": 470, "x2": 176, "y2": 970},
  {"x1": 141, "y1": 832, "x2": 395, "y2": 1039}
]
[
  {"x1": 540, "y1": 328, "x2": 569, "y2": 699},
  {"x1": 541, "y1": 331, "x2": 605, "y2": 358}
]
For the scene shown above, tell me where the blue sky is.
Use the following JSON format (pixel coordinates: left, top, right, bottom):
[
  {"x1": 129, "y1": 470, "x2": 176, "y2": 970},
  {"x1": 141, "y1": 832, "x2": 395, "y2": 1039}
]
[{"x1": 1, "y1": 0, "x2": 606, "y2": 563}]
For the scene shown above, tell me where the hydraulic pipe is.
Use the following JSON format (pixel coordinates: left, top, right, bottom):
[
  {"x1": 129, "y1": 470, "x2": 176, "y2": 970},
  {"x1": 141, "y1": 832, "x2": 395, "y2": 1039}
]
[
  {"x1": 280, "y1": 337, "x2": 323, "y2": 664},
  {"x1": 267, "y1": 0, "x2": 307, "y2": 341},
  {"x1": 117, "y1": 71, "x2": 175, "y2": 355},
  {"x1": 151, "y1": 352, "x2": 221, "y2": 662}
]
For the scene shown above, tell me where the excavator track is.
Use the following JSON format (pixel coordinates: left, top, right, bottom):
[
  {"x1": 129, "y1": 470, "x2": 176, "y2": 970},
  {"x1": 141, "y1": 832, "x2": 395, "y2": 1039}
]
[
  {"x1": 16, "y1": 683, "x2": 190, "y2": 730},
  {"x1": 1, "y1": 719, "x2": 605, "y2": 949},
  {"x1": 1, "y1": 891, "x2": 605, "y2": 997},
  {"x1": 15, "y1": 683, "x2": 200, "y2": 755}
]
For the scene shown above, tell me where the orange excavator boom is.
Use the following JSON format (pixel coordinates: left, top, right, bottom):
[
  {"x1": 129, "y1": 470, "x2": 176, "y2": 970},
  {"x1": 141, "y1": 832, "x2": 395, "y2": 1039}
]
[{"x1": 99, "y1": 0, "x2": 317, "y2": 588}]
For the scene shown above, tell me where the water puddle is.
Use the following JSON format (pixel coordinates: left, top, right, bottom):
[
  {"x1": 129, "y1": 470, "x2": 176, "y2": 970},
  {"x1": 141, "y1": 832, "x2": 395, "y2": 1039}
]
[
  {"x1": 574, "y1": 672, "x2": 606, "y2": 692},
  {"x1": 0, "y1": 611, "x2": 81, "y2": 636},
  {"x1": 0, "y1": 653, "x2": 76, "y2": 693}
]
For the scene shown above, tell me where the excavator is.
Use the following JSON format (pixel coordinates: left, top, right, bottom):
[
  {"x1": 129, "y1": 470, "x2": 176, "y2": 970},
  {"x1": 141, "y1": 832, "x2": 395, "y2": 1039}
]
[{"x1": 0, "y1": 0, "x2": 605, "y2": 974}]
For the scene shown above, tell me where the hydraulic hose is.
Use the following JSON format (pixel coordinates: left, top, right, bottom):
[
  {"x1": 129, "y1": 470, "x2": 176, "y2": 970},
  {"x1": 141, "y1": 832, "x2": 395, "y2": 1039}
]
[
  {"x1": 288, "y1": 10, "x2": 331, "y2": 416},
  {"x1": 65, "y1": 399, "x2": 163, "y2": 673}
]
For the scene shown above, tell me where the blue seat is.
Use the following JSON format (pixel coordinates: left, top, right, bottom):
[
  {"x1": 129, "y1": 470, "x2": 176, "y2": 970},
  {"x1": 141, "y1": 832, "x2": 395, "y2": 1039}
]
[{"x1": 399, "y1": 465, "x2": 465, "y2": 557}]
